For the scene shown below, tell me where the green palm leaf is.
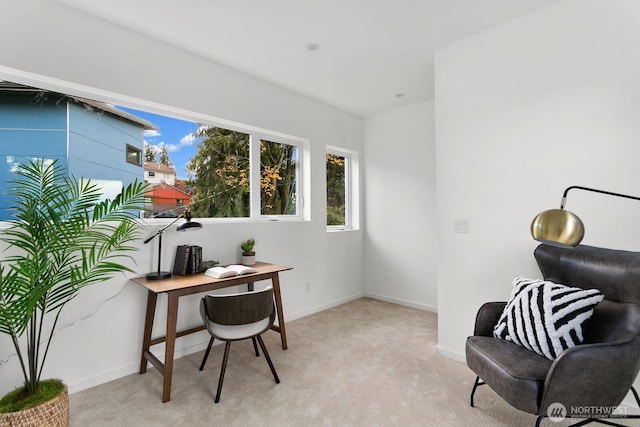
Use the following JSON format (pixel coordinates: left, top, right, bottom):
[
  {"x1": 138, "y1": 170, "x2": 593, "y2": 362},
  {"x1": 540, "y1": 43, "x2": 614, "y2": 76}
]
[{"x1": 0, "y1": 158, "x2": 146, "y2": 393}]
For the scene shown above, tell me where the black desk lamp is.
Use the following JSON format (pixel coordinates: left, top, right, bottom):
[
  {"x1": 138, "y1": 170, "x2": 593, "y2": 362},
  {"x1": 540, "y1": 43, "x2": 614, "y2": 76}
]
[
  {"x1": 144, "y1": 209, "x2": 203, "y2": 280},
  {"x1": 531, "y1": 186, "x2": 640, "y2": 248}
]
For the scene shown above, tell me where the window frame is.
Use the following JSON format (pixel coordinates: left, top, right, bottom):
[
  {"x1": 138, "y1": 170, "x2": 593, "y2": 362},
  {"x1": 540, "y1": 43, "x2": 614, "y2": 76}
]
[
  {"x1": 326, "y1": 145, "x2": 359, "y2": 232},
  {"x1": 0, "y1": 68, "x2": 310, "y2": 224},
  {"x1": 251, "y1": 134, "x2": 304, "y2": 219}
]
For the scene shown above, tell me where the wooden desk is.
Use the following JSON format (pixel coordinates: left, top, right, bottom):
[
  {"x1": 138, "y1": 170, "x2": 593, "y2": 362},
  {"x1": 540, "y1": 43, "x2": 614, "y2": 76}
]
[{"x1": 130, "y1": 261, "x2": 292, "y2": 402}]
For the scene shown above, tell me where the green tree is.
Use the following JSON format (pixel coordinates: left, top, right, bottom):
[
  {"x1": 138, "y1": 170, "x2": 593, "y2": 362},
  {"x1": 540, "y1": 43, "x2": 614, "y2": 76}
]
[
  {"x1": 186, "y1": 128, "x2": 298, "y2": 218},
  {"x1": 261, "y1": 140, "x2": 297, "y2": 215},
  {"x1": 187, "y1": 127, "x2": 250, "y2": 218},
  {"x1": 144, "y1": 143, "x2": 157, "y2": 163},
  {"x1": 159, "y1": 145, "x2": 173, "y2": 167}
]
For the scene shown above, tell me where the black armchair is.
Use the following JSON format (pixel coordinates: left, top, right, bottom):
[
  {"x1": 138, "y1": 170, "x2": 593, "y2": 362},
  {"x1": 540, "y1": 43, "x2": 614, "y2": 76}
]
[{"x1": 466, "y1": 244, "x2": 640, "y2": 426}]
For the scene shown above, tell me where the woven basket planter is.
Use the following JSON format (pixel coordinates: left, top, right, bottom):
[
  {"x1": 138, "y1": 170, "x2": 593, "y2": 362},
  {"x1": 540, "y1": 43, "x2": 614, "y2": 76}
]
[{"x1": 0, "y1": 386, "x2": 69, "y2": 427}]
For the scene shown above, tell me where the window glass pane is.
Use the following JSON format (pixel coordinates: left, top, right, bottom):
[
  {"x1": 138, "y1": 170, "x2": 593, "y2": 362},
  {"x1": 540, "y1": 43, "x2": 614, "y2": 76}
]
[
  {"x1": 0, "y1": 82, "x2": 143, "y2": 220},
  {"x1": 188, "y1": 127, "x2": 250, "y2": 218},
  {"x1": 126, "y1": 144, "x2": 142, "y2": 165},
  {"x1": 122, "y1": 107, "x2": 251, "y2": 219},
  {"x1": 260, "y1": 140, "x2": 297, "y2": 215},
  {"x1": 326, "y1": 153, "x2": 346, "y2": 226}
]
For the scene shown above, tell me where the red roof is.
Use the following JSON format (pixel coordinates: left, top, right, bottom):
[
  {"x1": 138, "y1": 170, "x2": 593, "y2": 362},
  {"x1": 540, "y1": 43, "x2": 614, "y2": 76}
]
[{"x1": 145, "y1": 184, "x2": 191, "y2": 204}]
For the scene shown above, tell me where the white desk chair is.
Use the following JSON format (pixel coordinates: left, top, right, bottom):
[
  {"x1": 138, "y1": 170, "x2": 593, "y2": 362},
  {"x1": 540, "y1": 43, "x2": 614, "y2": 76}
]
[{"x1": 199, "y1": 285, "x2": 280, "y2": 403}]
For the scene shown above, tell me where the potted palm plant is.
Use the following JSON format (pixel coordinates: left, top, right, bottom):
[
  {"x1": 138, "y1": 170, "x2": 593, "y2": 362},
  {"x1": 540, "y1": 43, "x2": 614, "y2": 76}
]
[
  {"x1": 0, "y1": 159, "x2": 146, "y2": 425},
  {"x1": 240, "y1": 237, "x2": 256, "y2": 266}
]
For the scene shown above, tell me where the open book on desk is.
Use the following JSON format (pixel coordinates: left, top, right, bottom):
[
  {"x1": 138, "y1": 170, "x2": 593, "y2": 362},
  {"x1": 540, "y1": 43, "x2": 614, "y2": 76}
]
[{"x1": 204, "y1": 264, "x2": 258, "y2": 279}]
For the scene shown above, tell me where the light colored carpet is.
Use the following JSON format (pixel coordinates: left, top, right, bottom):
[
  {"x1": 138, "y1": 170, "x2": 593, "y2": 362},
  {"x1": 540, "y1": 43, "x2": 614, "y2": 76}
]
[{"x1": 69, "y1": 298, "x2": 637, "y2": 426}]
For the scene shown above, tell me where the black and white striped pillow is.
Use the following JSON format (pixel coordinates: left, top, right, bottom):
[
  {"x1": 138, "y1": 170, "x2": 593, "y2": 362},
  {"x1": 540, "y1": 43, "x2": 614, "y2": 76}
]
[{"x1": 493, "y1": 277, "x2": 604, "y2": 360}]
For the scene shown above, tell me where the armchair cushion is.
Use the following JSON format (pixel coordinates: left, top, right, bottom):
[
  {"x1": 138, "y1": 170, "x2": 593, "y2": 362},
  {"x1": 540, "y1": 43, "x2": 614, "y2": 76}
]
[
  {"x1": 493, "y1": 276, "x2": 604, "y2": 360},
  {"x1": 466, "y1": 336, "x2": 552, "y2": 413}
]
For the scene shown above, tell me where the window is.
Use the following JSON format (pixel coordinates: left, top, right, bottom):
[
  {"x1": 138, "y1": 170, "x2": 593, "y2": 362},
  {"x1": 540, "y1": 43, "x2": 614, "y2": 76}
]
[
  {"x1": 326, "y1": 153, "x2": 346, "y2": 226},
  {"x1": 118, "y1": 108, "x2": 306, "y2": 220},
  {"x1": 0, "y1": 79, "x2": 309, "y2": 222},
  {"x1": 126, "y1": 144, "x2": 142, "y2": 166},
  {"x1": 260, "y1": 140, "x2": 298, "y2": 216},
  {"x1": 188, "y1": 127, "x2": 250, "y2": 218},
  {"x1": 0, "y1": 81, "x2": 147, "y2": 220},
  {"x1": 326, "y1": 146, "x2": 359, "y2": 230},
  {"x1": 186, "y1": 129, "x2": 303, "y2": 219}
]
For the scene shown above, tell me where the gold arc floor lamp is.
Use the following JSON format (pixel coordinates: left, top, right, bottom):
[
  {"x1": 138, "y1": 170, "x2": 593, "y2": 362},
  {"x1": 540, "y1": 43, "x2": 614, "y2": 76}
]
[
  {"x1": 531, "y1": 186, "x2": 640, "y2": 248},
  {"x1": 144, "y1": 209, "x2": 203, "y2": 280}
]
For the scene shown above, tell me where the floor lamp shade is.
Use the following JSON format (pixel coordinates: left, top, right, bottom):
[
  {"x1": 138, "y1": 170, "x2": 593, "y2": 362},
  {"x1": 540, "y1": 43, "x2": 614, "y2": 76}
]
[{"x1": 531, "y1": 208, "x2": 584, "y2": 248}]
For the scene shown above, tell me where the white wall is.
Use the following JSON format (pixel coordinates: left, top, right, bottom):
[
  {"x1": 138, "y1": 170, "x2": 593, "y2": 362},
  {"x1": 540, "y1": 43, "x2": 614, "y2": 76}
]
[
  {"x1": 0, "y1": 0, "x2": 364, "y2": 395},
  {"x1": 434, "y1": 0, "x2": 640, "y2": 372},
  {"x1": 363, "y1": 101, "x2": 437, "y2": 311},
  {"x1": 6, "y1": 0, "x2": 640, "y2": 404}
]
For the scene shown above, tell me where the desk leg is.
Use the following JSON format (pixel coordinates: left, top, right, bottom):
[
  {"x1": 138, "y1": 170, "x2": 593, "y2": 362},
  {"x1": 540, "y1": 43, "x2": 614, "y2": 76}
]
[
  {"x1": 163, "y1": 292, "x2": 179, "y2": 403},
  {"x1": 139, "y1": 290, "x2": 157, "y2": 374},
  {"x1": 272, "y1": 273, "x2": 288, "y2": 350}
]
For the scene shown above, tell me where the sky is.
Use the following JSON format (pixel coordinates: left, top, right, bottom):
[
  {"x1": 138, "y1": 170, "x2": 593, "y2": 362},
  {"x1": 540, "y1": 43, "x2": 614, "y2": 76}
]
[{"x1": 118, "y1": 106, "x2": 200, "y2": 180}]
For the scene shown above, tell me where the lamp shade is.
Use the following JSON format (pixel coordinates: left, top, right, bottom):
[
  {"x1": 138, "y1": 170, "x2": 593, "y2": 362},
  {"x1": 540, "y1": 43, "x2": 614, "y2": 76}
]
[
  {"x1": 177, "y1": 220, "x2": 202, "y2": 231},
  {"x1": 531, "y1": 208, "x2": 585, "y2": 248},
  {"x1": 176, "y1": 209, "x2": 202, "y2": 232}
]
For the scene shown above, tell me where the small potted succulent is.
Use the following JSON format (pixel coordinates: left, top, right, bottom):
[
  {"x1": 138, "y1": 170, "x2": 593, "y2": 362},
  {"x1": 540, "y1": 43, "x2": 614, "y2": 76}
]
[{"x1": 240, "y1": 237, "x2": 256, "y2": 266}]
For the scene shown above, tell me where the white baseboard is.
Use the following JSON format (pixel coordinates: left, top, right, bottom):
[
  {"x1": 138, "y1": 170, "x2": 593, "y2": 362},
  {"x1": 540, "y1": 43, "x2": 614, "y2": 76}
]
[
  {"x1": 364, "y1": 292, "x2": 437, "y2": 313},
  {"x1": 285, "y1": 292, "x2": 365, "y2": 321},
  {"x1": 67, "y1": 340, "x2": 212, "y2": 394},
  {"x1": 67, "y1": 364, "x2": 138, "y2": 394},
  {"x1": 435, "y1": 345, "x2": 465, "y2": 363}
]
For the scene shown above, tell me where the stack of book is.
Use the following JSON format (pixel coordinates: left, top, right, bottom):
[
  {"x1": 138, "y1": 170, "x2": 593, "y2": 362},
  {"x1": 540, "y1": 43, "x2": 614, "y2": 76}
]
[{"x1": 173, "y1": 245, "x2": 203, "y2": 275}]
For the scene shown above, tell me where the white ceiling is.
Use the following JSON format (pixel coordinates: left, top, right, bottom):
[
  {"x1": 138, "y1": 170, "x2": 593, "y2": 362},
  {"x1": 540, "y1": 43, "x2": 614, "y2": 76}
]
[{"x1": 56, "y1": 0, "x2": 560, "y2": 116}]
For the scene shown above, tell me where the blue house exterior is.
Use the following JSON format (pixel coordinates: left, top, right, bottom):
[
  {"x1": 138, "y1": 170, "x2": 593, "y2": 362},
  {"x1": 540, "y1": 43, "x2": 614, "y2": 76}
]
[{"x1": 0, "y1": 82, "x2": 154, "y2": 219}]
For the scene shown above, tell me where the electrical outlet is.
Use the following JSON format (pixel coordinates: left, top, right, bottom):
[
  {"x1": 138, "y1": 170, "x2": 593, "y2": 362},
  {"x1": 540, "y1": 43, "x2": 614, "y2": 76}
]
[
  {"x1": 454, "y1": 218, "x2": 470, "y2": 233},
  {"x1": 305, "y1": 281, "x2": 311, "y2": 291}
]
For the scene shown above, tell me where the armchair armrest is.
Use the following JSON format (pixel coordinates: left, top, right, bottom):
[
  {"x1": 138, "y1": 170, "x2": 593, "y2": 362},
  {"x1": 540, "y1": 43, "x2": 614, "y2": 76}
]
[
  {"x1": 473, "y1": 302, "x2": 506, "y2": 337},
  {"x1": 539, "y1": 336, "x2": 640, "y2": 414}
]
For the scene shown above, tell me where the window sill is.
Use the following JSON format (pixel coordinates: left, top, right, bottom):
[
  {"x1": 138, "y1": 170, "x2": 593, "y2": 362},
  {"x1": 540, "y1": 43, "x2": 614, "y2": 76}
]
[
  {"x1": 326, "y1": 226, "x2": 358, "y2": 233},
  {"x1": 141, "y1": 216, "x2": 309, "y2": 226}
]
